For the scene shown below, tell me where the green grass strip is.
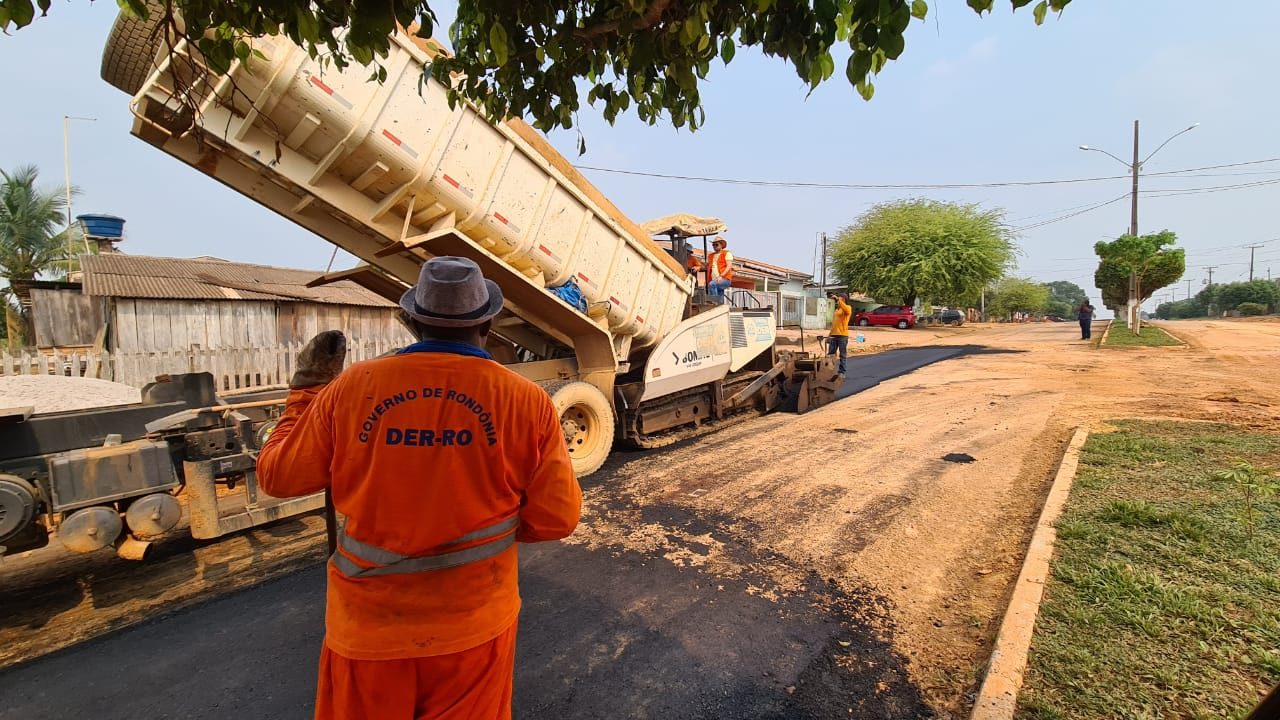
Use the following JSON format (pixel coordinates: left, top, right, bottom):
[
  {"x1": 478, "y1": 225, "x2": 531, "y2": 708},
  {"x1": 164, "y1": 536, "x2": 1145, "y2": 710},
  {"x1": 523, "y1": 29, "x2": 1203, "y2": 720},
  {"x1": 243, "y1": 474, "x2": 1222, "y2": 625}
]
[
  {"x1": 1103, "y1": 324, "x2": 1182, "y2": 347},
  {"x1": 1018, "y1": 421, "x2": 1280, "y2": 719}
]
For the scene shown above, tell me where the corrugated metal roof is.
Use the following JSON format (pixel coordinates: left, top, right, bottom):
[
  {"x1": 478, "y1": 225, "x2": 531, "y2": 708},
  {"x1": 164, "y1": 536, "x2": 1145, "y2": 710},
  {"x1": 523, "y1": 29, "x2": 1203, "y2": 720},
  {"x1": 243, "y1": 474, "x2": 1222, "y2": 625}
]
[{"x1": 81, "y1": 254, "x2": 397, "y2": 308}]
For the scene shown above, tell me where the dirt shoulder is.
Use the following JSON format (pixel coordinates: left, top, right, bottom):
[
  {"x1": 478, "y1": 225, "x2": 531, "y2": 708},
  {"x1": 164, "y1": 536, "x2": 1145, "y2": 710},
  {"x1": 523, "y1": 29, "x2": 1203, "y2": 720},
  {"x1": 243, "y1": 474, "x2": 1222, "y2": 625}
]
[{"x1": 605, "y1": 319, "x2": 1280, "y2": 716}]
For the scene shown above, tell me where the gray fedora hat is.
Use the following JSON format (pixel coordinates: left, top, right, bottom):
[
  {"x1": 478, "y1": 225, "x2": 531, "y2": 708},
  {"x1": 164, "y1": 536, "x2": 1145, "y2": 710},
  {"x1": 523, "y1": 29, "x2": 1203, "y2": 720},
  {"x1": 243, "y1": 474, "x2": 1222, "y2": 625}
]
[{"x1": 399, "y1": 256, "x2": 504, "y2": 327}]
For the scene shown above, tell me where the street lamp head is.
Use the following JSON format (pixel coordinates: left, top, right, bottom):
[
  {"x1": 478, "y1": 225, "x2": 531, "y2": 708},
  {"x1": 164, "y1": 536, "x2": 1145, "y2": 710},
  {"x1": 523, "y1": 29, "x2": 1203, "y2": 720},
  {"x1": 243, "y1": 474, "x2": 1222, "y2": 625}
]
[
  {"x1": 1187, "y1": 123, "x2": 1200, "y2": 130},
  {"x1": 1078, "y1": 145, "x2": 1090, "y2": 151}
]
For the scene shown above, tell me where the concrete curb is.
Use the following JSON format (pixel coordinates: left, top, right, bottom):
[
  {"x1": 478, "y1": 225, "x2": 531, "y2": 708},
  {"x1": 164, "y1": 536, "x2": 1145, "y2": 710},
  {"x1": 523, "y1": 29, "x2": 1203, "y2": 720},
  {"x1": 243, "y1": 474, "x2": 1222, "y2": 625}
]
[
  {"x1": 1148, "y1": 322, "x2": 1188, "y2": 346},
  {"x1": 1095, "y1": 320, "x2": 1113, "y2": 348},
  {"x1": 970, "y1": 426, "x2": 1091, "y2": 720}
]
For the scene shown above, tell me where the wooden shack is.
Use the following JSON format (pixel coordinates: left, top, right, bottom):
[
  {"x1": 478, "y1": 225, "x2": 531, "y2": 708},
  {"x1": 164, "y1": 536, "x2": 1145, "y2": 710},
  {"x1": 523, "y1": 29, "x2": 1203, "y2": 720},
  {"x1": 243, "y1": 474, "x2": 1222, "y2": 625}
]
[{"x1": 73, "y1": 254, "x2": 413, "y2": 352}]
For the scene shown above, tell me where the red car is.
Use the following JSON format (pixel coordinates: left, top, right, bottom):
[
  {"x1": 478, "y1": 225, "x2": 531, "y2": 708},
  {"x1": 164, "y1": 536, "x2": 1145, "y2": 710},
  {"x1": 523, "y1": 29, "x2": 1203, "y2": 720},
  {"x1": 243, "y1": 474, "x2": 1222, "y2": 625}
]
[{"x1": 854, "y1": 305, "x2": 916, "y2": 329}]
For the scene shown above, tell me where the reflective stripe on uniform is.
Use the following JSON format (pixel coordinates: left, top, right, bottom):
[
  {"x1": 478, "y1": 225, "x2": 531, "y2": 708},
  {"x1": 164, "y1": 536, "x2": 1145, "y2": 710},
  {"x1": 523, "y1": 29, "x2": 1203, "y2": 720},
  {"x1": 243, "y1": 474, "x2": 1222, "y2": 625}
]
[{"x1": 332, "y1": 516, "x2": 519, "y2": 578}]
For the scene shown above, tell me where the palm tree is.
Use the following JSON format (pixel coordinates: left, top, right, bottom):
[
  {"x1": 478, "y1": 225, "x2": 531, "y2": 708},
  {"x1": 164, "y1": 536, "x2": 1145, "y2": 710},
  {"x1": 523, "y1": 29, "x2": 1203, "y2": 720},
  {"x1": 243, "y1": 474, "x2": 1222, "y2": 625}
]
[{"x1": 0, "y1": 165, "x2": 71, "y2": 349}]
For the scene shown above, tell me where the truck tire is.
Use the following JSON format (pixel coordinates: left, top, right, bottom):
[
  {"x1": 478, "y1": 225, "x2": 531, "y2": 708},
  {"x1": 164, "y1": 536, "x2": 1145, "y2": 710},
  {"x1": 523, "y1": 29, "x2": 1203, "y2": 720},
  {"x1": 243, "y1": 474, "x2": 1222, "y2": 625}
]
[
  {"x1": 101, "y1": 5, "x2": 164, "y2": 95},
  {"x1": 539, "y1": 380, "x2": 614, "y2": 478}
]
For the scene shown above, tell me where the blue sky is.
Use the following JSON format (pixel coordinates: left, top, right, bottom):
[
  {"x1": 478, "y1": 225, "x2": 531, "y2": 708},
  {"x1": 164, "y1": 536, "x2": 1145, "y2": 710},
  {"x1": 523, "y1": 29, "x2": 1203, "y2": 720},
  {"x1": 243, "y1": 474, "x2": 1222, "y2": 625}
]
[{"x1": 3, "y1": 2, "x2": 1278, "y2": 314}]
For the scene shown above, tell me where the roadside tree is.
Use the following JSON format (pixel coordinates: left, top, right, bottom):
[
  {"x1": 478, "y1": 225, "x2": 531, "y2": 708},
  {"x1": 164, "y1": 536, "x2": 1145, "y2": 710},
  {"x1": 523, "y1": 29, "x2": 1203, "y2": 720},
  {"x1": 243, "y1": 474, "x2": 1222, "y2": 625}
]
[
  {"x1": 831, "y1": 199, "x2": 1015, "y2": 307},
  {"x1": 987, "y1": 277, "x2": 1048, "y2": 320},
  {"x1": 0, "y1": 165, "x2": 71, "y2": 348},
  {"x1": 0, "y1": 0, "x2": 1071, "y2": 135},
  {"x1": 1213, "y1": 280, "x2": 1279, "y2": 313},
  {"x1": 1093, "y1": 230, "x2": 1185, "y2": 325},
  {"x1": 1043, "y1": 280, "x2": 1088, "y2": 318},
  {"x1": 1154, "y1": 297, "x2": 1206, "y2": 320}
]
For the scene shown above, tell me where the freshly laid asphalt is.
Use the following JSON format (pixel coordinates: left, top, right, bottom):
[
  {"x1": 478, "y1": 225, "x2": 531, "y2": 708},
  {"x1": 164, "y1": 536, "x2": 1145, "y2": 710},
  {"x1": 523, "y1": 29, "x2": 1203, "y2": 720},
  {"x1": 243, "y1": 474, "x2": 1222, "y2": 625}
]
[{"x1": 0, "y1": 346, "x2": 981, "y2": 720}]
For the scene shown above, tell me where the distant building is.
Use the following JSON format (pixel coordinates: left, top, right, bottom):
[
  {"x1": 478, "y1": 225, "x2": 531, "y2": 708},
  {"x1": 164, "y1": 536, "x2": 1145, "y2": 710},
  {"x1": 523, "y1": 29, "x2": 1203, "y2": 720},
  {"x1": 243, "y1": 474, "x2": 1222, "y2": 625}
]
[{"x1": 28, "y1": 254, "x2": 412, "y2": 353}]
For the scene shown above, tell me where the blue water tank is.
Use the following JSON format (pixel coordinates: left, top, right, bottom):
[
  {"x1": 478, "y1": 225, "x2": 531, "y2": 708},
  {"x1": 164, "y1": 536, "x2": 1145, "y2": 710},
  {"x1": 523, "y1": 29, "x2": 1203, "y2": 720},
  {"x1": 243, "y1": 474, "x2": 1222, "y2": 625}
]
[{"x1": 77, "y1": 214, "x2": 126, "y2": 240}]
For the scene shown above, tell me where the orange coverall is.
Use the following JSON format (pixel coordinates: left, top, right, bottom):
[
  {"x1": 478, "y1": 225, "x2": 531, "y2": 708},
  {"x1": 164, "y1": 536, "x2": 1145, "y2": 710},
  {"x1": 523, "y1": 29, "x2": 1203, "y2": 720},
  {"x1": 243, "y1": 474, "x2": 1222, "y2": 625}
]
[{"x1": 258, "y1": 342, "x2": 581, "y2": 719}]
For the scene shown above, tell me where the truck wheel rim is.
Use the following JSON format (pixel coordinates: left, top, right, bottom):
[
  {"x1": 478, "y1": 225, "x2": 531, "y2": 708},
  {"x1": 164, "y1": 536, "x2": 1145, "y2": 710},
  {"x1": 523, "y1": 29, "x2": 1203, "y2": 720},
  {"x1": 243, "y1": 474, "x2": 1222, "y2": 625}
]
[{"x1": 561, "y1": 403, "x2": 602, "y2": 458}]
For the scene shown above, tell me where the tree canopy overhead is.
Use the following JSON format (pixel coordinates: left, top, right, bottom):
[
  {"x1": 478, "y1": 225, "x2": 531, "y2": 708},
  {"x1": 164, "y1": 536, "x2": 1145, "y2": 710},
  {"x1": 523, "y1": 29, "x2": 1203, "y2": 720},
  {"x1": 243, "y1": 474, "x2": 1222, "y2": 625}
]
[
  {"x1": 830, "y1": 198, "x2": 1015, "y2": 307},
  {"x1": 0, "y1": 0, "x2": 1071, "y2": 133}
]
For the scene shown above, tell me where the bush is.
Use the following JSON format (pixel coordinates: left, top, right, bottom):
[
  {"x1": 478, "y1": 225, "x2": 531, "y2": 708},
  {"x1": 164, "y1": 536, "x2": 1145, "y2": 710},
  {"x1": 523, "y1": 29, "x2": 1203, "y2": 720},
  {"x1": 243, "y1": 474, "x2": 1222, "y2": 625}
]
[{"x1": 1237, "y1": 302, "x2": 1268, "y2": 316}]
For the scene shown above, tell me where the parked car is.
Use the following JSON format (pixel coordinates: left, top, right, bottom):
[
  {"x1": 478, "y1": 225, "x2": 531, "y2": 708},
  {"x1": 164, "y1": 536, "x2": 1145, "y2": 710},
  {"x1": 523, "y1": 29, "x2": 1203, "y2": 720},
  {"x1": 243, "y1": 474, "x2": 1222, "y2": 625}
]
[
  {"x1": 925, "y1": 308, "x2": 965, "y2": 326},
  {"x1": 855, "y1": 305, "x2": 916, "y2": 329}
]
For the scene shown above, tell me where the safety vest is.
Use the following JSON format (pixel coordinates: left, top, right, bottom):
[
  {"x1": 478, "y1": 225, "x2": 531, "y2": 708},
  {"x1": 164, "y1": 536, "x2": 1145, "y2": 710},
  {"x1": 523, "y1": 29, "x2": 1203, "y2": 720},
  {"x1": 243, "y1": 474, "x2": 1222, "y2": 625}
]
[{"x1": 708, "y1": 250, "x2": 734, "y2": 281}]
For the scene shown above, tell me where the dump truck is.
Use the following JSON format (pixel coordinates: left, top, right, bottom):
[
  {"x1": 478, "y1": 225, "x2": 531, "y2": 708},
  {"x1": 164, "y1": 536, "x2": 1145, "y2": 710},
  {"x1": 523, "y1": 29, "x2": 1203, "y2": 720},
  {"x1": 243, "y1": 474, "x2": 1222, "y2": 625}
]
[{"x1": 0, "y1": 12, "x2": 842, "y2": 561}]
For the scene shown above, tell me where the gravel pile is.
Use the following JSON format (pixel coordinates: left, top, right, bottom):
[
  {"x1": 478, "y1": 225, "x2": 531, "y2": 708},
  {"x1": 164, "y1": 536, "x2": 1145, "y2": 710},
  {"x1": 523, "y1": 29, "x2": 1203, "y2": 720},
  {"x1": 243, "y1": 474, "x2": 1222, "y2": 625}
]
[{"x1": 0, "y1": 375, "x2": 141, "y2": 414}]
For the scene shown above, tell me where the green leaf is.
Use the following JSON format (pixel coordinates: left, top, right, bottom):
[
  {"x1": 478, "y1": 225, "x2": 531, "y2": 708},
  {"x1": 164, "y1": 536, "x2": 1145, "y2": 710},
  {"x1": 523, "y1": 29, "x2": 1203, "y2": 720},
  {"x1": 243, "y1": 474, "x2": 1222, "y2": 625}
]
[
  {"x1": 7, "y1": 0, "x2": 34, "y2": 28},
  {"x1": 881, "y1": 30, "x2": 905, "y2": 60},
  {"x1": 489, "y1": 23, "x2": 509, "y2": 66},
  {"x1": 846, "y1": 52, "x2": 871, "y2": 85},
  {"x1": 820, "y1": 53, "x2": 835, "y2": 81},
  {"x1": 910, "y1": 0, "x2": 928, "y2": 20},
  {"x1": 1033, "y1": 0, "x2": 1049, "y2": 24},
  {"x1": 0, "y1": 6, "x2": 10, "y2": 27},
  {"x1": 857, "y1": 79, "x2": 875, "y2": 101},
  {"x1": 720, "y1": 38, "x2": 736, "y2": 65},
  {"x1": 295, "y1": 7, "x2": 320, "y2": 43},
  {"x1": 870, "y1": 48, "x2": 887, "y2": 73},
  {"x1": 1011, "y1": 0, "x2": 1034, "y2": 7},
  {"x1": 234, "y1": 40, "x2": 251, "y2": 62}
]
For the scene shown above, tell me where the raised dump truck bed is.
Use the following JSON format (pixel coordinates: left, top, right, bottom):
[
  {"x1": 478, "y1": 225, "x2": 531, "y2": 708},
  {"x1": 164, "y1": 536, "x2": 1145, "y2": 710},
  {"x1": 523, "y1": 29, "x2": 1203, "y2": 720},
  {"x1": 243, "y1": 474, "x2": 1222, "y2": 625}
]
[{"x1": 98, "y1": 10, "x2": 840, "y2": 481}]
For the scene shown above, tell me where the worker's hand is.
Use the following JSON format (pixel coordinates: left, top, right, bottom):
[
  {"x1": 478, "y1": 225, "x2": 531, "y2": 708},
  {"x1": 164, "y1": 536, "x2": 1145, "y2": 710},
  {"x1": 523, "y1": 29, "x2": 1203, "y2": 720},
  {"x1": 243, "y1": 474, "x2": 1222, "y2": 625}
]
[{"x1": 289, "y1": 330, "x2": 347, "y2": 389}]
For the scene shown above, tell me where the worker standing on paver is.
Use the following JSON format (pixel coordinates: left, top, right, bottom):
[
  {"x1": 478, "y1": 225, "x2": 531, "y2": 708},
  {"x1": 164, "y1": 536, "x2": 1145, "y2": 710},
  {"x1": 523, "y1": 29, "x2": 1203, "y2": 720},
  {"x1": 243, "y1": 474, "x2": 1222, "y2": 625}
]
[
  {"x1": 707, "y1": 236, "x2": 735, "y2": 304},
  {"x1": 258, "y1": 256, "x2": 582, "y2": 720},
  {"x1": 828, "y1": 293, "x2": 852, "y2": 376}
]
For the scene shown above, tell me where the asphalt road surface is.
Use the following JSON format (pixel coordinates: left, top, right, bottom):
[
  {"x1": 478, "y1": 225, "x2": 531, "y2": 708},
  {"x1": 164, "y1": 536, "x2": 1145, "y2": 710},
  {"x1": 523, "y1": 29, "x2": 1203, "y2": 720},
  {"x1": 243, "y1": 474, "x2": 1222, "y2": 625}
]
[{"x1": 0, "y1": 348, "x2": 986, "y2": 720}]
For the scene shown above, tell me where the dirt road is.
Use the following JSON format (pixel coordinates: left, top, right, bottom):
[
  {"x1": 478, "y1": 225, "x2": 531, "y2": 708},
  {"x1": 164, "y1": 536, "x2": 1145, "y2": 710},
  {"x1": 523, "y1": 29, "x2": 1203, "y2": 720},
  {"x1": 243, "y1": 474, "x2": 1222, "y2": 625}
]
[{"x1": 2, "y1": 319, "x2": 1276, "y2": 718}]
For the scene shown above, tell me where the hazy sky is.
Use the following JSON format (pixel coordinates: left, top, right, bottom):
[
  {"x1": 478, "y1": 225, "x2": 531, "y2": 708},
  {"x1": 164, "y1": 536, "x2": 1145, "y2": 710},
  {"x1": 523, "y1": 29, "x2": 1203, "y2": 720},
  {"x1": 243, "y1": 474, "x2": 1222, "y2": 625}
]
[{"x1": 3, "y1": 2, "x2": 1278, "y2": 315}]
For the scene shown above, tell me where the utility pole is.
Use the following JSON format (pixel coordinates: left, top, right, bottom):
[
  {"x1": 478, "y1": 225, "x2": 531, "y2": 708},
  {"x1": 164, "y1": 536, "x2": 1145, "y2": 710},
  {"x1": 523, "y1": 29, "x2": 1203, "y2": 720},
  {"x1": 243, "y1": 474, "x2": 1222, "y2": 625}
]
[
  {"x1": 1127, "y1": 120, "x2": 1140, "y2": 332},
  {"x1": 1246, "y1": 244, "x2": 1263, "y2": 281},
  {"x1": 819, "y1": 232, "x2": 828, "y2": 290},
  {"x1": 1184, "y1": 278, "x2": 1192, "y2": 300},
  {"x1": 1205, "y1": 266, "x2": 1216, "y2": 287}
]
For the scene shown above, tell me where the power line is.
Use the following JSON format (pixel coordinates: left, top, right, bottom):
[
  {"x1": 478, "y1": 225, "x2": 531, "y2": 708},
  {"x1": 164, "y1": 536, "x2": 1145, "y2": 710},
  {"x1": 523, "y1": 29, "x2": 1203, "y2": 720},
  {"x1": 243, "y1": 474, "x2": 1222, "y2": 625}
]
[
  {"x1": 1142, "y1": 177, "x2": 1280, "y2": 197},
  {"x1": 1011, "y1": 194, "x2": 1128, "y2": 231},
  {"x1": 574, "y1": 156, "x2": 1280, "y2": 191}
]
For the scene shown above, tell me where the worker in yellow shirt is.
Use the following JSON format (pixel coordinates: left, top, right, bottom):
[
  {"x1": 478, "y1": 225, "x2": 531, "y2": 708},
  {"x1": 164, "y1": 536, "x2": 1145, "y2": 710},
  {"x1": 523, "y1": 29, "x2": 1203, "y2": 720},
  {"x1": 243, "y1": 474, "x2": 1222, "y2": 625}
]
[{"x1": 827, "y1": 293, "x2": 852, "y2": 375}]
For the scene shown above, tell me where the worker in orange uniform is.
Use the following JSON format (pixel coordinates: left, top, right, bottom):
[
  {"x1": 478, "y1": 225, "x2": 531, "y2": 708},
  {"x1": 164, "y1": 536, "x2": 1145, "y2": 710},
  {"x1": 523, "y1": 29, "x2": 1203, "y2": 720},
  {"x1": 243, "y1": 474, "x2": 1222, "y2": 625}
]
[
  {"x1": 827, "y1": 293, "x2": 852, "y2": 376},
  {"x1": 706, "y1": 236, "x2": 734, "y2": 305},
  {"x1": 258, "y1": 256, "x2": 582, "y2": 720}
]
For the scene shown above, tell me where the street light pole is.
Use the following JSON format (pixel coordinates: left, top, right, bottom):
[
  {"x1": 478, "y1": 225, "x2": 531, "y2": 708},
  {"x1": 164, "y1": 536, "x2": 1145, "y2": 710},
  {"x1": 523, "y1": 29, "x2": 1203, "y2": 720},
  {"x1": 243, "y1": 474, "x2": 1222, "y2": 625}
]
[
  {"x1": 1079, "y1": 121, "x2": 1197, "y2": 332},
  {"x1": 62, "y1": 115, "x2": 96, "y2": 276}
]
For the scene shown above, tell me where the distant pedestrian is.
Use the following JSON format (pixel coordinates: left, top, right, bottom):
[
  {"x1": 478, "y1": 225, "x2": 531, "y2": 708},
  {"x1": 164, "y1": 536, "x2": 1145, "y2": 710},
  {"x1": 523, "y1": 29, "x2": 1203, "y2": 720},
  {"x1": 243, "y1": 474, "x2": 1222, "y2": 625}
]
[{"x1": 1077, "y1": 300, "x2": 1096, "y2": 340}]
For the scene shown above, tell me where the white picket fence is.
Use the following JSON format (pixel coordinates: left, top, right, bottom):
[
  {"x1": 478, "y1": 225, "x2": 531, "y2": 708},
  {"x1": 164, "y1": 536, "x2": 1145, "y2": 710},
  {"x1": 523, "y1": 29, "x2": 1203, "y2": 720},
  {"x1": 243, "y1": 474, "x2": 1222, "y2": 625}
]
[{"x1": 0, "y1": 340, "x2": 402, "y2": 392}]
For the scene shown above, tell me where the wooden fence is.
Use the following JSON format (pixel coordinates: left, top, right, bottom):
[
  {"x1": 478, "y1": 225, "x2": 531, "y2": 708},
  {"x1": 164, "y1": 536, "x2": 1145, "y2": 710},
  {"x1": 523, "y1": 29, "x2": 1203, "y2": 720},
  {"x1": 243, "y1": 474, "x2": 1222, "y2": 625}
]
[{"x1": 0, "y1": 340, "x2": 403, "y2": 392}]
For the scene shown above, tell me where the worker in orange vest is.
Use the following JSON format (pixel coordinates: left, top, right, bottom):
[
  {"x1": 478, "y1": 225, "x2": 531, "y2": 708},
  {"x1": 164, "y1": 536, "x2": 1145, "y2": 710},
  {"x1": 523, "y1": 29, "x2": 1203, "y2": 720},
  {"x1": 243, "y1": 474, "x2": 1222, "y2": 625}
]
[
  {"x1": 707, "y1": 236, "x2": 734, "y2": 304},
  {"x1": 828, "y1": 293, "x2": 852, "y2": 375},
  {"x1": 258, "y1": 256, "x2": 582, "y2": 720}
]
